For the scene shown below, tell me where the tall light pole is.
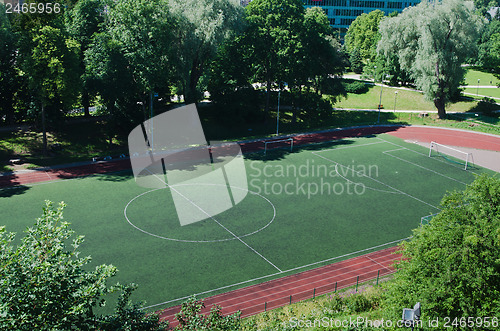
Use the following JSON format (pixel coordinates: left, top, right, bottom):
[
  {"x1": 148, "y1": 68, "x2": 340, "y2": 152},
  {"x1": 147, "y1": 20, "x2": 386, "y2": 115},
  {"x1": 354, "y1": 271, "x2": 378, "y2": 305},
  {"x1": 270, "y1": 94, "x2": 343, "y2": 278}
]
[
  {"x1": 477, "y1": 79, "x2": 480, "y2": 96},
  {"x1": 394, "y1": 91, "x2": 398, "y2": 112},
  {"x1": 276, "y1": 87, "x2": 281, "y2": 136},
  {"x1": 377, "y1": 75, "x2": 384, "y2": 124}
]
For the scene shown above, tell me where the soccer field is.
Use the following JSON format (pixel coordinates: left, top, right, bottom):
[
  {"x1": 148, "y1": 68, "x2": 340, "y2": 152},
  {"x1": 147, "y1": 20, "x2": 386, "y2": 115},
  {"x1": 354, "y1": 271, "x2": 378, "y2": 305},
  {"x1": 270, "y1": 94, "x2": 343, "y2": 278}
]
[{"x1": 0, "y1": 133, "x2": 495, "y2": 311}]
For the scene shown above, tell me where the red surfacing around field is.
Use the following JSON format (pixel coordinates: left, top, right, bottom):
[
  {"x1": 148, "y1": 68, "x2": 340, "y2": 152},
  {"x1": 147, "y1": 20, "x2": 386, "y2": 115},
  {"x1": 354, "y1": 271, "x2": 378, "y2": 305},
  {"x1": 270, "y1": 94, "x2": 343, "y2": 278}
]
[
  {"x1": 386, "y1": 126, "x2": 500, "y2": 152},
  {"x1": 157, "y1": 246, "x2": 401, "y2": 328},
  {"x1": 1, "y1": 125, "x2": 498, "y2": 326},
  {"x1": 2, "y1": 125, "x2": 499, "y2": 188}
]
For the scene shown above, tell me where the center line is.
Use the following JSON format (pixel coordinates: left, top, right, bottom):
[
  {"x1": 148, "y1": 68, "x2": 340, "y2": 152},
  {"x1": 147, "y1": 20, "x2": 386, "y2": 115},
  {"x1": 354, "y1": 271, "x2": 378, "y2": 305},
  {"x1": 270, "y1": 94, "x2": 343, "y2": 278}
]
[{"x1": 145, "y1": 169, "x2": 282, "y2": 273}]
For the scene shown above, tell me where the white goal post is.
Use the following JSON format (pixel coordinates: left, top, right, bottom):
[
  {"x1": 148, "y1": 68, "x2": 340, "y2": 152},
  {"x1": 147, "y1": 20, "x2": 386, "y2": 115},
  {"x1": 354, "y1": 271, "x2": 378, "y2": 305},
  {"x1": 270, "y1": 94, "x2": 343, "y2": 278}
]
[
  {"x1": 264, "y1": 138, "x2": 294, "y2": 155},
  {"x1": 428, "y1": 141, "x2": 474, "y2": 170}
]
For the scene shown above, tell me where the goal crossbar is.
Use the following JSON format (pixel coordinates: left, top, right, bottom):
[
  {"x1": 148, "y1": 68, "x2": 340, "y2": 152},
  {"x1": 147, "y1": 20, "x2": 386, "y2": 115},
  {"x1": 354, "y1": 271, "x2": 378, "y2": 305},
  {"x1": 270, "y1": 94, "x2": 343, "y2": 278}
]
[
  {"x1": 264, "y1": 138, "x2": 294, "y2": 155},
  {"x1": 428, "y1": 141, "x2": 474, "y2": 170}
]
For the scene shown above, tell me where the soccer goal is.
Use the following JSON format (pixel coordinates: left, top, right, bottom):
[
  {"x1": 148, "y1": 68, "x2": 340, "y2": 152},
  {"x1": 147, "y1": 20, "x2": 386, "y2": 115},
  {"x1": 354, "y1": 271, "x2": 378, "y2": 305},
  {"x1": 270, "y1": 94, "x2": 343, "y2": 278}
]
[
  {"x1": 264, "y1": 138, "x2": 294, "y2": 155},
  {"x1": 428, "y1": 141, "x2": 474, "y2": 170},
  {"x1": 420, "y1": 212, "x2": 439, "y2": 226}
]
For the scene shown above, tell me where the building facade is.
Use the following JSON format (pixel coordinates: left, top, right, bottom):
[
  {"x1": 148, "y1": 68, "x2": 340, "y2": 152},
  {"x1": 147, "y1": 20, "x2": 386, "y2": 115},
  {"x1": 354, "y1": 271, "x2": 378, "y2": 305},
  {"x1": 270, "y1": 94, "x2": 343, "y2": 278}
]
[{"x1": 302, "y1": 0, "x2": 420, "y2": 32}]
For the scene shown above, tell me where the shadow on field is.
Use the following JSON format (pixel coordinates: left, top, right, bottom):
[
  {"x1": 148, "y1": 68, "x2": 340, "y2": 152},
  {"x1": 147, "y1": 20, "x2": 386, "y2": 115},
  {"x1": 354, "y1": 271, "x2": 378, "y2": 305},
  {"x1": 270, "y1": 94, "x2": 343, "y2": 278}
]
[
  {"x1": 0, "y1": 185, "x2": 30, "y2": 197},
  {"x1": 95, "y1": 170, "x2": 132, "y2": 182},
  {"x1": 244, "y1": 139, "x2": 357, "y2": 162}
]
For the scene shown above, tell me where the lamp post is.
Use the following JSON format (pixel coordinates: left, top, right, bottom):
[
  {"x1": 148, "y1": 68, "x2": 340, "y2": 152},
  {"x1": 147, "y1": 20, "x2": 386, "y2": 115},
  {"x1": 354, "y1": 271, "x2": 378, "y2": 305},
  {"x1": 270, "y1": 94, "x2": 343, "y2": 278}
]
[
  {"x1": 377, "y1": 76, "x2": 384, "y2": 124},
  {"x1": 477, "y1": 79, "x2": 480, "y2": 96},
  {"x1": 394, "y1": 91, "x2": 398, "y2": 111},
  {"x1": 276, "y1": 82, "x2": 285, "y2": 136},
  {"x1": 276, "y1": 87, "x2": 281, "y2": 136}
]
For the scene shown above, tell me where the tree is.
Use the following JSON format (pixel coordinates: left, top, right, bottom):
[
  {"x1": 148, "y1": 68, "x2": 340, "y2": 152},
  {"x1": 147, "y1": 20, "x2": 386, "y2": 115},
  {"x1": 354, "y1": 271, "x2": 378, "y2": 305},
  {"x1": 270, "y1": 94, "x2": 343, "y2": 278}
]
[
  {"x1": 378, "y1": 0, "x2": 484, "y2": 118},
  {"x1": 22, "y1": 25, "x2": 80, "y2": 154},
  {"x1": 345, "y1": 10, "x2": 385, "y2": 67},
  {"x1": 106, "y1": 0, "x2": 175, "y2": 102},
  {"x1": 66, "y1": 0, "x2": 107, "y2": 117},
  {"x1": 174, "y1": 296, "x2": 241, "y2": 330},
  {"x1": 245, "y1": 0, "x2": 305, "y2": 117},
  {"x1": 0, "y1": 6, "x2": 18, "y2": 125},
  {"x1": 0, "y1": 201, "x2": 168, "y2": 330},
  {"x1": 383, "y1": 175, "x2": 500, "y2": 323},
  {"x1": 478, "y1": 19, "x2": 500, "y2": 74},
  {"x1": 168, "y1": 0, "x2": 244, "y2": 104}
]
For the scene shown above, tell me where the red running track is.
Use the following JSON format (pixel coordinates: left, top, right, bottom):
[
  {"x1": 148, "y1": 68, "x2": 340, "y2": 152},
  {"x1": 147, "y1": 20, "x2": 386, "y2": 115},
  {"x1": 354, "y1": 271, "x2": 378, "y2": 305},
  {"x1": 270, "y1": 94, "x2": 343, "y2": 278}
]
[
  {"x1": 2, "y1": 125, "x2": 499, "y2": 188},
  {"x1": 1, "y1": 125, "x2": 498, "y2": 326},
  {"x1": 158, "y1": 246, "x2": 401, "y2": 328}
]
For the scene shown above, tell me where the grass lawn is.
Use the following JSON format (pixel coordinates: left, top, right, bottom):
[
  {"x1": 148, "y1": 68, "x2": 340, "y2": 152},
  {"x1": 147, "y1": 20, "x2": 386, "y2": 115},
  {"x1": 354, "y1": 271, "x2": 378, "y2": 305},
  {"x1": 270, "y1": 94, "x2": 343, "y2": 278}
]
[
  {"x1": 334, "y1": 85, "x2": 488, "y2": 113},
  {"x1": 1, "y1": 134, "x2": 494, "y2": 312},
  {"x1": 463, "y1": 68, "x2": 500, "y2": 86},
  {"x1": 462, "y1": 87, "x2": 500, "y2": 99}
]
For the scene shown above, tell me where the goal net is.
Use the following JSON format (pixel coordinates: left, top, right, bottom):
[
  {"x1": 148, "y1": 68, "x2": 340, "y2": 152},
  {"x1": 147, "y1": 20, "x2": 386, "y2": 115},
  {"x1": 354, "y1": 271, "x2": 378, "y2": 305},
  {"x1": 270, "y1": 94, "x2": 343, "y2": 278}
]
[
  {"x1": 428, "y1": 141, "x2": 474, "y2": 170},
  {"x1": 264, "y1": 138, "x2": 294, "y2": 155},
  {"x1": 420, "y1": 212, "x2": 439, "y2": 226}
]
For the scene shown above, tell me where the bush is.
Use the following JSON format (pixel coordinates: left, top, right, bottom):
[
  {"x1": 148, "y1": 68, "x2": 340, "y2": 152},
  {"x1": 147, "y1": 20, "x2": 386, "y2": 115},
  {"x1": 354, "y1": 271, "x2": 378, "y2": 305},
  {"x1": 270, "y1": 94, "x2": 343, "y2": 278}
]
[
  {"x1": 345, "y1": 293, "x2": 372, "y2": 313},
  {"x1": 343, "y1": 81, "x2": 369, "y2": 94}
]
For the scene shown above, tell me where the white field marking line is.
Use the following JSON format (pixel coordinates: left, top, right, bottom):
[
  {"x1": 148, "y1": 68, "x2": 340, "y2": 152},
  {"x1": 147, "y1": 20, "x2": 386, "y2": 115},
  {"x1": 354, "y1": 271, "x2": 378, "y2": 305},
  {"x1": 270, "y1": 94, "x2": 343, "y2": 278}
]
[
  {"x1": 313, "y1": 139, "x2": 400, "y2": 194},
  {"x1": 44, "y1": 171, "x2": 52, "y2": 179},
  {"x1": 383, "y1": 147, "x2": 406, "y2": 153},
  {"x1": 376, "y1": 137, "x2": 480, "y2": 175},
  {"x1": 331, "y1": 163, "x2": 400, "y2": 194},
  {"x1": 315, "y1": 140, "x2": 386, "y2": 153},
  {"x1": 366, "y1": 256, "x2": 390, "y2": 270},
  {"x1": 382, "y1": 150, "x2": 469, "y2": 186},
  {"x1": 141, "y1": 238, "x2": 407, "y2": 310},
  {"x1": 124, "y1": 186, "x2": 277, "y2": 243},
  {"x1": 312, "y1": 151, "x2": 440, "y2": 211},
  {"x1": 216, "y1": 257, "x2": 395, "y2": 310},
  {"x1": 144, "y1": 169, "x2": 282, "y2": 273}
]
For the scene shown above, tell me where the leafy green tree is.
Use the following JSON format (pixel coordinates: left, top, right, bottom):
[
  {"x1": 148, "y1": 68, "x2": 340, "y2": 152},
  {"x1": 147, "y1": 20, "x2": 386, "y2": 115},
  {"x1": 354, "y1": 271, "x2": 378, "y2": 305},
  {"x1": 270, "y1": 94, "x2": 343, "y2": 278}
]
[
  {"x1": 0, "y1": 201, "x2": 167, "y2": 330},
  {"x1": 383, "y1": 175, "x2": 500, "y2": 324},
  {"x1": 245, "y1": 0, "x2": 305, "y2": 117},
  {"x1": 345, "y1": 10, "x2": 385, "y2": 67},
  {"x1": 21, "y1": 25, "x2": 80, "y2": 154},
  {"x1": 349, "y1": 48, "x2": 364, "y2": 74},
  {"x1": 66, "y1": 0, "x2": 107, "y2": 117},
  {"x1": 106, "y1": 0, "x2": 175, "y2": 103},
  {"x1": 378, "y1": 0, "x2": 483, "y2": 118},
  {"x1": 168, "y1": 0, "x2": 244, "y2": 104},
  {"x1": 0, "y1": 6, "x2": 18, "y2": 125},
  {"x1": 478, "y1": 19, "x2": 500, "y2": 74},
  {"x1": 474, "y1": 0, "x2": 500, "y2": 18},
  {"x1": 174, "y1": 296, "x2": 241, "y2": 330}
]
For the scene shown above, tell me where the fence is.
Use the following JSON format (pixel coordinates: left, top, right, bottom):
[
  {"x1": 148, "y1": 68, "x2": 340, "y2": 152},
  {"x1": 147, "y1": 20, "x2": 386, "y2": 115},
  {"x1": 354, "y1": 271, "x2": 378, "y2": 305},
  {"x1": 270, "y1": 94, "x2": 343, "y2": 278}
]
[{"x1": 233, "y1": 268, "x2": 393, "y2": 318}]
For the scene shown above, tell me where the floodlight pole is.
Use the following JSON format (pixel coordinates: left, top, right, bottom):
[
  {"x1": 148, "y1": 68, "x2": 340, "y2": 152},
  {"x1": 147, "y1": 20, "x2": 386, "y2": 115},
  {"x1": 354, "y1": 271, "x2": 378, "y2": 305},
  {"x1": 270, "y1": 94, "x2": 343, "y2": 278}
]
[
  {"x1": 276, "y1": 83, "x2": 281, "y2": 136},
  {"x1": 150, "y1": 91, "x2": 154, "y2": 150},
  {"x1": 377, "y1": 74, "x2": 384, "y2": 124}
]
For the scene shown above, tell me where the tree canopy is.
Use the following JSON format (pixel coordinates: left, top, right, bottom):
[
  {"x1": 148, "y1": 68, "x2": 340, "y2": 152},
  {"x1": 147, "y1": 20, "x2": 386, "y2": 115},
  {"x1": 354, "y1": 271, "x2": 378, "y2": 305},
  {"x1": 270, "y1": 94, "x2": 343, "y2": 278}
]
[
  {"x1": 0, "y1": 201, "x2": 167, "y2": 330},
  {"x1": 378, "y1": 0, "x2": 484, "y2": 118},
  {"x1": 383, "y1": 174, "x2": 500, "y2": 323},
  {"x1": 345, "y1": 9, "x2": 385, "y2": 64}
]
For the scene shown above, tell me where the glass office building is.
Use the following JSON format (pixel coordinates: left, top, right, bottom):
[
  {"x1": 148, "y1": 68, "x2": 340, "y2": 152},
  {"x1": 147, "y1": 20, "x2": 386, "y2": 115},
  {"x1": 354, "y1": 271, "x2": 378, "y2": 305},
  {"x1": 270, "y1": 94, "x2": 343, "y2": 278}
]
[{"x1": 302, "y1": 0, "x2": 420, "y2": 33}]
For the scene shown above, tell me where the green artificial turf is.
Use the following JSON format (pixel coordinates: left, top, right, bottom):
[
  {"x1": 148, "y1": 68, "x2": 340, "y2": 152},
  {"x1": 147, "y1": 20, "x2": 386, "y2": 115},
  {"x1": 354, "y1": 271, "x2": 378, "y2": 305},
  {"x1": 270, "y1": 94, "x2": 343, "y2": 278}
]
[{"x1": 0, "y1": 134, "x2": 496, "y2": 312}]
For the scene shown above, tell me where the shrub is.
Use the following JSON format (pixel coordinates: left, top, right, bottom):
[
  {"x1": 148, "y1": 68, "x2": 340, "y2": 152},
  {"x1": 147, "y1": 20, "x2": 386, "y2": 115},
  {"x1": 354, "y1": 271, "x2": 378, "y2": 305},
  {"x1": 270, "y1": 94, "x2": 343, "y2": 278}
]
[
  {"x1": 345, "y1": 293, "x2": 372, "y2": 313},
  {"x1": 343, "y1": 81, "x2": 369, "y2": 94}
]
